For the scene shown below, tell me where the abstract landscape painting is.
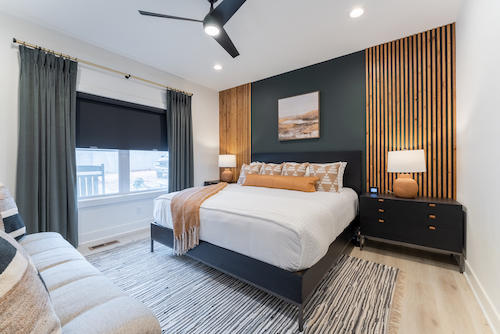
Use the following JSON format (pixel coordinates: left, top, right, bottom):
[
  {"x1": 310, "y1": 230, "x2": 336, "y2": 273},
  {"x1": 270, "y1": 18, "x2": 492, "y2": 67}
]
[{"x1": 278, "y1": 91, "x2": 319, "y2": 141}]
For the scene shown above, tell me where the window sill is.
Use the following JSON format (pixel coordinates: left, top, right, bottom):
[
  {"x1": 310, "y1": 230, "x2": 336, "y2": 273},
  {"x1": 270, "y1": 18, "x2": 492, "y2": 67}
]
[{"x1": 78, "y1": 189, "x2": 168, "y2": 209}]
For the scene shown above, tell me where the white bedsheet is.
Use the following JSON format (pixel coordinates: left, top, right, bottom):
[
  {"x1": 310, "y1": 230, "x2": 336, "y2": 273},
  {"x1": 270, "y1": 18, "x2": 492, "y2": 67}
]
[{"x1": 153, "y1": 184, "x2": 358, "y2": 271}]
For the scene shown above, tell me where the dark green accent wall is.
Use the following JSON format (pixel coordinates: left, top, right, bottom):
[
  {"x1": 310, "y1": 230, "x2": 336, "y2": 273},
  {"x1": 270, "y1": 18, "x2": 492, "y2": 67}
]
[{"x1": 251, "y1": 50, "x2": 366, "y2": 183}]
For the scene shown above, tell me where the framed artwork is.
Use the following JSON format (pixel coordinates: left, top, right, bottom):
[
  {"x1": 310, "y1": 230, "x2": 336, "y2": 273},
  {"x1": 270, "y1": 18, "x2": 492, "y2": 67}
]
[{"x1": 278, "y1": 91, "x2": 320, "y2": 141}]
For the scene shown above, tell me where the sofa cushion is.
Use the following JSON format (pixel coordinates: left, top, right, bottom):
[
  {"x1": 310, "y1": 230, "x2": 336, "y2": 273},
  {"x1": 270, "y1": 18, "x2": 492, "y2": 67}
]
[
  {"x1": 30, "y1": 247, "x2": 85, "y2": 272},
  {"x1": 39, "y1": 259, "x2": 102, "y2": 292},
  {"x1": 21, "y1": 236, "x2": 73, "y2": 256},
  {"x1": 50, "y1": 276, "x2": 125, "y2": 326},
  {"x1": 0, "y1": 230, "x2": 61, "y2": 333},
  {"x1": 20, "y1": 232, "x2": 62, "y2": 244},
  {"x1": 62, "y1": 296, "x2": 162, "y2": 334}
]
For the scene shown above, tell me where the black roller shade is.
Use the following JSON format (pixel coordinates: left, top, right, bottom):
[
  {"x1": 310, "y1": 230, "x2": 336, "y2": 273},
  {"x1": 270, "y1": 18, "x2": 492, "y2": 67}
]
[{"x1": 76, "y1": 92, "x2": 167, "y2": 151}]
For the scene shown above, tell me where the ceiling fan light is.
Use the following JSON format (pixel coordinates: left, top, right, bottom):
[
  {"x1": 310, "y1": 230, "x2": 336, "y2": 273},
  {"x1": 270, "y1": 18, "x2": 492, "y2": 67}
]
[
  {"x1": 350, "y1": 7, "x2": 364, "y2": 18},
  {"x1": 204, "y1": 24, "x2": 220, "y2": 36}
]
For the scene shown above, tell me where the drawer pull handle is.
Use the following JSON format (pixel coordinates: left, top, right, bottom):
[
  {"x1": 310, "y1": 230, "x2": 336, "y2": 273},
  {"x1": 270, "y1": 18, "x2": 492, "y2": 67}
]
[
  {"x1": 378, "y1": 199, "x2": 384, "y2": 202},
  {"x1": 378, "y1": 209, "x2": 385, "y2": 213},
  {"x1": 428, "y1": 225, "x2": 437, "y2": 231},
  {"x1": 378, "y1": 219, "x2": 385, "y2": 223},
  {"x1": 429, "y1": 203, "x2": 436, "y2": 207},
  {"x1": 429, "y1": 214, "x2": 436, "y2": 219}
]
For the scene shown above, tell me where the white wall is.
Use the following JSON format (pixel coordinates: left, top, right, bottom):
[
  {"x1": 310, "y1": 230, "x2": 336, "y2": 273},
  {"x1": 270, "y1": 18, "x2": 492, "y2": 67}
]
[
  {"x1": 456, "y1": 0, "x2": 500, "y2": 332},
  {"x1": 0, "y1": 12, "x2": 219, "y2": 245}
]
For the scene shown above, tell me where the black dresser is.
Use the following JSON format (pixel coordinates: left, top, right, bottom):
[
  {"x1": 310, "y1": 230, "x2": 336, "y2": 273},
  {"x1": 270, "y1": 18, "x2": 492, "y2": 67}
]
[{"x1": 359, "y1": 193, "x2": 466, "y2": 272}]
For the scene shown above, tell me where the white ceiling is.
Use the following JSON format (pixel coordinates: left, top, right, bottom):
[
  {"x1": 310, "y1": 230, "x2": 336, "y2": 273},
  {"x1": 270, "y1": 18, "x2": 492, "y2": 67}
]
[{"x1": 0, "y1": 0, "x2": 461, "y2": 91}]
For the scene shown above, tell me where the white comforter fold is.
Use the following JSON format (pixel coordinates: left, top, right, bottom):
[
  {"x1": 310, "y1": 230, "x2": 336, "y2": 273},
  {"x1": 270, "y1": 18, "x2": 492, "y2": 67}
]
[{"x1": 154, "y1": 184, "x2": 358, "y2": 271}]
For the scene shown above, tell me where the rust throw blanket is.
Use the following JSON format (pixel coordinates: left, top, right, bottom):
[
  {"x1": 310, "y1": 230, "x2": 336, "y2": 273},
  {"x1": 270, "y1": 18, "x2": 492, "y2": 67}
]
[{"x1": 170, "y1": 182, "x2": 227, "y2": 255}]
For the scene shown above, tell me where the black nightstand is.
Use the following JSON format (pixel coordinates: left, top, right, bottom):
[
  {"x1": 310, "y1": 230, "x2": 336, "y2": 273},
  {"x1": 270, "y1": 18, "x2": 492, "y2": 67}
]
[
  {"x1": 359, "y1": 193, "x2": 466, "y2": 272},
  {"x1": 204, "y1": 180, "x2": 221, "y2": 186}
]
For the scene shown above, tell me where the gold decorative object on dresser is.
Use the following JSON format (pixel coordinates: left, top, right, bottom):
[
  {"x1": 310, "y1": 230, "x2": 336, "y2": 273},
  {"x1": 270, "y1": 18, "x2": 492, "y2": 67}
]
[
  {"x1": 387, "y1": 149, "x2": 426, "y2": 198},
  {"x1": 219, "y1": 154, "x2": 237, "y2": 182}
]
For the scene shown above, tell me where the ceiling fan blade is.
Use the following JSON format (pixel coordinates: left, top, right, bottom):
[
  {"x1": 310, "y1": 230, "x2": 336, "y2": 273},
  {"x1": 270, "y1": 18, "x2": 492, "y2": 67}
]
[
  {"x1": 138, "y1": 10, "x2": 203, "y2": 23},
  {"x1": 213, "y1": 27, "x2": 239, "y2": 58},
  {"x1": 211, "y1": 0, "x2": 247, "y2": 25}
]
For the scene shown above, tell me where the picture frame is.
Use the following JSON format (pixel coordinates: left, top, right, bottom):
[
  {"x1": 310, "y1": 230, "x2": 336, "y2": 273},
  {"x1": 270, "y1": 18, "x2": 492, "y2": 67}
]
[{"x1": 278, "y1": 91, "x2": 320, "y2": 141}]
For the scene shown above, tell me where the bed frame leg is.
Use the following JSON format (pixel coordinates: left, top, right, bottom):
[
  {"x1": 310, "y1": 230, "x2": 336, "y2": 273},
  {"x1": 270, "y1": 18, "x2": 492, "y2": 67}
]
[
  {"x1": 298, "y1": 304, "x2": 304, "y2": 332},
  {"x1": 151, "y1": 239, "x2": 154, "y2": 252}
]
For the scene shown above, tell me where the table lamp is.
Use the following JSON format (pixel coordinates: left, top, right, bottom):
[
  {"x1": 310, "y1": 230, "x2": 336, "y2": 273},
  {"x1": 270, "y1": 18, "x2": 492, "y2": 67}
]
[
  {"x1": 219, "y1": 154, "x2": 237, "y2": 182},
  {"x1": 387, "y1": 150, "x2": 426, "y2": 198}
]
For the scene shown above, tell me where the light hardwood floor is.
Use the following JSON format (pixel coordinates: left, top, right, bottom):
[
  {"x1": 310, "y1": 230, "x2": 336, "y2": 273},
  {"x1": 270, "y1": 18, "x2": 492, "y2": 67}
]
[{"x1": 350, "y1": 240, "x2": 492, "y2": 334}]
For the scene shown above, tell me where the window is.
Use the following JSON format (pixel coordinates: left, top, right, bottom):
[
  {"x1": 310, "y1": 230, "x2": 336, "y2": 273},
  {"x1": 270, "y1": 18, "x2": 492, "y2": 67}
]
[
  {"x1": 76, "y1": 148, "x2": 168, "y2": 199},
  {"x1": 130, "y1": 150, "x2": 169, "y2": 192}
]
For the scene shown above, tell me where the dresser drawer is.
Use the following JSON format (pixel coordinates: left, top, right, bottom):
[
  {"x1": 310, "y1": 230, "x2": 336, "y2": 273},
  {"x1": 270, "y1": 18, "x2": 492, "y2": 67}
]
[
  {"x1": 360, "y1": 197, "x2": 401, "y2": 217},
  {"x1": 412, "y1": 202, "x2": 464, "y2": 229},
  {"x1": 403, "y1": 223, "x2": 463, "y2": 253},
  {"x1": 360, "y1": 216, "x2": 399, "y2": 240}
]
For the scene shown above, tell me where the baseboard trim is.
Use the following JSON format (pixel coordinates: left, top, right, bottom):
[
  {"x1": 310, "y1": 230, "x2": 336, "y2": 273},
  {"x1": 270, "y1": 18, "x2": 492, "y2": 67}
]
[
  {"x1": 464, "y1": 260, "x2": 499, "y2": 334},
  {"x1": 78, "y1": 225, "x2": 150, "y2": 251}
]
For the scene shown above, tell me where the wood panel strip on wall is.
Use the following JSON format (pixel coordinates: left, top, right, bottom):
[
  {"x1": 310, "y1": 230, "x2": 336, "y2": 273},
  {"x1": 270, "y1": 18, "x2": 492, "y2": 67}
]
[
  {"x1": 219, "y1": 83, "x2": 251, "y2": 182},
  {"x1": 365, "y1": 23, "x2": 456, "y2": 199}
]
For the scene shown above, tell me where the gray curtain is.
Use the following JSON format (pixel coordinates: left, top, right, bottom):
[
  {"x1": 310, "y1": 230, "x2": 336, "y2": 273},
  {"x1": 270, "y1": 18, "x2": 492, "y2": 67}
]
[
  {"x1": 166, "y1": 89, "x2": 194, "y2": 192},
  {"x1": 16, "y1": 46, "x2": 79, "y2": 246}
]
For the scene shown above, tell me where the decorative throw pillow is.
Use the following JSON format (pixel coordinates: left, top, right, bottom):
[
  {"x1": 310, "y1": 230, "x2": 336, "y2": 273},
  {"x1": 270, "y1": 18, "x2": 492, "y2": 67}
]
[
  {"x1": 308, "y1": 162, "x2": 345, "y2": 193},
  {"x1": 237, "y1": 162, "x2": 263, "y2": 184},
  {"x1": 0, "y1": 183, "x2": 26, "y2": 240},
  {"x1": 281, "y1": 162, "x2": 309, "y2": 177},
  {"x1": 243, "y1": 174, "x2": 319, "y2": 192},
  {"x1": 337, "y1": 162, "x2": 348, "y2": 190},
  {"x1": 260, "y1": 163, "x2": 283, "y2": 176},
  {"x1": 0, "y1": 230, "x2": 62, "y2": 334}
]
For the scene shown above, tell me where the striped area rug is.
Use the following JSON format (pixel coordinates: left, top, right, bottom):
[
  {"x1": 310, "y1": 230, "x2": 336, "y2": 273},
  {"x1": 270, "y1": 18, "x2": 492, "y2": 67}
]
[{"x1": 86, "y1": 240, "x2": 403, "y2": 334}]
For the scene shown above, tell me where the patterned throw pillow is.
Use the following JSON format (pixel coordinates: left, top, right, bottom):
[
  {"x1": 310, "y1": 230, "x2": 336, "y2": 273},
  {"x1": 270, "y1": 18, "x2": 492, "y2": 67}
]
[
  {"x1": 0, "y1": 230, "x2": 62, "y2": 334},
  {"x1": 260, "y1": 163, "x2": 283, "y2": 176},
  {"x1": 281, "y1": 162, "x2": 309, "y2": 177},
  {"x1": 308, "y1": 162, "x2": 346, "y2": 193},
  {"x1": 237, "y1": 162, "x2": 263, "y2": 184},
  {"x1": 0, "y1": 183, "x2": 26, "y2": 240}
]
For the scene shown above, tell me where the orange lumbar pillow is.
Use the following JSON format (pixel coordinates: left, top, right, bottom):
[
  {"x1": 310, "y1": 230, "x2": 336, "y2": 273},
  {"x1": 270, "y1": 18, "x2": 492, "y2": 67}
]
[{"x1": 243, "y1": 174, "x2": 319, "y2": 192}]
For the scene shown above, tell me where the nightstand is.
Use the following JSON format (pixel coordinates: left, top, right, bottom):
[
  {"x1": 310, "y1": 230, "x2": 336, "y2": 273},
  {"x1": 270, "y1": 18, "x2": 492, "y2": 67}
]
[
  {"x1": 359, "y1": 193, "x2": 466, "y2": 272},
  {"x1": 204, "y1": 180, "x2": 222, "y2": 186},
  {"x1": 204, "y1": 180, "x2": 236, "y2": 186}
]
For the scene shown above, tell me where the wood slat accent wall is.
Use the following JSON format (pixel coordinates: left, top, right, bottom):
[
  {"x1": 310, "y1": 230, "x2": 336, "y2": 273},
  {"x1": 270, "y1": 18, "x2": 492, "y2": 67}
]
[
  {"x1": 366, "y1": 23, "x2": 456, "y2": 199},
  {"x1": 219, "y1": 83, "x2": 252, "y2": 182}
]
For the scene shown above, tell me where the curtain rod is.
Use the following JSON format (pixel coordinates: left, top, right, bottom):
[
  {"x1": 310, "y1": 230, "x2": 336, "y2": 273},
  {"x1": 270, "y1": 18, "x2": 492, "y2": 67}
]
[{"x1": 12, "y1": 38, "x2": 193, "y2": 97}]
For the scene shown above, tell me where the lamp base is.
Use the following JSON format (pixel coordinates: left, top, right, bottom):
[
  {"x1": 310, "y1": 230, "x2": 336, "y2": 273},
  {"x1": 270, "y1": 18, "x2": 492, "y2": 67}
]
[
  {"x1": 221, "y1": 168, "x2": 233, "y2": 182},
  {"x1": 393, "y1": 174, "x2": 418, "y2": 198}
]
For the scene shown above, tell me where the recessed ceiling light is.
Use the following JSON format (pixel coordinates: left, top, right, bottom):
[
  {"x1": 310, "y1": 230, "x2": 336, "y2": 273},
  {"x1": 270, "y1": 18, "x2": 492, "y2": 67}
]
[
  {"x1": 214, "y1": 64, "x2": 223, "y2": 71},
  {"x1": 350, "y1": 7, "x2": 364, "y2": 18}
]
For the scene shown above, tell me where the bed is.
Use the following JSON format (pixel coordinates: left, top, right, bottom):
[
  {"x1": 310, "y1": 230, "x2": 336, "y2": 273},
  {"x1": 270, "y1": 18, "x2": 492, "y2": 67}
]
[{"x1": 150, "y1": 150, "x2": 362, "y2": 331}]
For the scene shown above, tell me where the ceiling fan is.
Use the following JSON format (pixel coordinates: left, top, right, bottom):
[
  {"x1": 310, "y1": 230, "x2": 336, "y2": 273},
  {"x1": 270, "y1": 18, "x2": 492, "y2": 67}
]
[{"x1": 139, "y1": 0, "x2": 246, "y2": 58}]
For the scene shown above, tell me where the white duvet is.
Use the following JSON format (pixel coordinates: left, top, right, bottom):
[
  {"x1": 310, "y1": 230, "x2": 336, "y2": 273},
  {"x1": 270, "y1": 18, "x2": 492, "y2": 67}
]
[{"x1": 154, "y1": 184, "x2": 358, "y2": 271}]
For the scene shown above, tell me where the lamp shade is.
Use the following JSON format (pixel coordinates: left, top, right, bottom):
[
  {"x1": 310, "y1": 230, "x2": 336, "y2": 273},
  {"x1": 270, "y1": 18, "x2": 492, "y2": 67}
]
[
  {"x1": 387, "y1": 150, "x2": 426, "y2": 173},
  {"x1": 218, "y1": 154, "x2": 236, "y2": 168}
]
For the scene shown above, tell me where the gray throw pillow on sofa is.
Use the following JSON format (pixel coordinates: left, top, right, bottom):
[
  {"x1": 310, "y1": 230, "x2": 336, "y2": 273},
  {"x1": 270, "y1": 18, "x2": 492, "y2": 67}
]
[{"x1": 0, "y1": 183, "x2": 26, "y2": 240}]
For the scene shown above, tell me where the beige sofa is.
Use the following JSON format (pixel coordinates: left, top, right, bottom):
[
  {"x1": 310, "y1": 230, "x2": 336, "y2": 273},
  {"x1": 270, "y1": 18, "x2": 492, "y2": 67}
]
[{"x1": 19, "y1": 232, "x2": 161, "y2": 334}]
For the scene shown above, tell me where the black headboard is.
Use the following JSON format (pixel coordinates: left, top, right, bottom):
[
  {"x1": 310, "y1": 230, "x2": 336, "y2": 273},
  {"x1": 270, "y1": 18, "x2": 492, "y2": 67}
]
[{"x1": 251, "y1": 151, "x2": 362, "y2": 194}]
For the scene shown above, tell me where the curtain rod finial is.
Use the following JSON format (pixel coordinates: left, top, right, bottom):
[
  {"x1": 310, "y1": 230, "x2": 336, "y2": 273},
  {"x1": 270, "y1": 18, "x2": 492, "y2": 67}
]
[{"x1": 13, "y1": 37, "x2": 17, "y2": 43}]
